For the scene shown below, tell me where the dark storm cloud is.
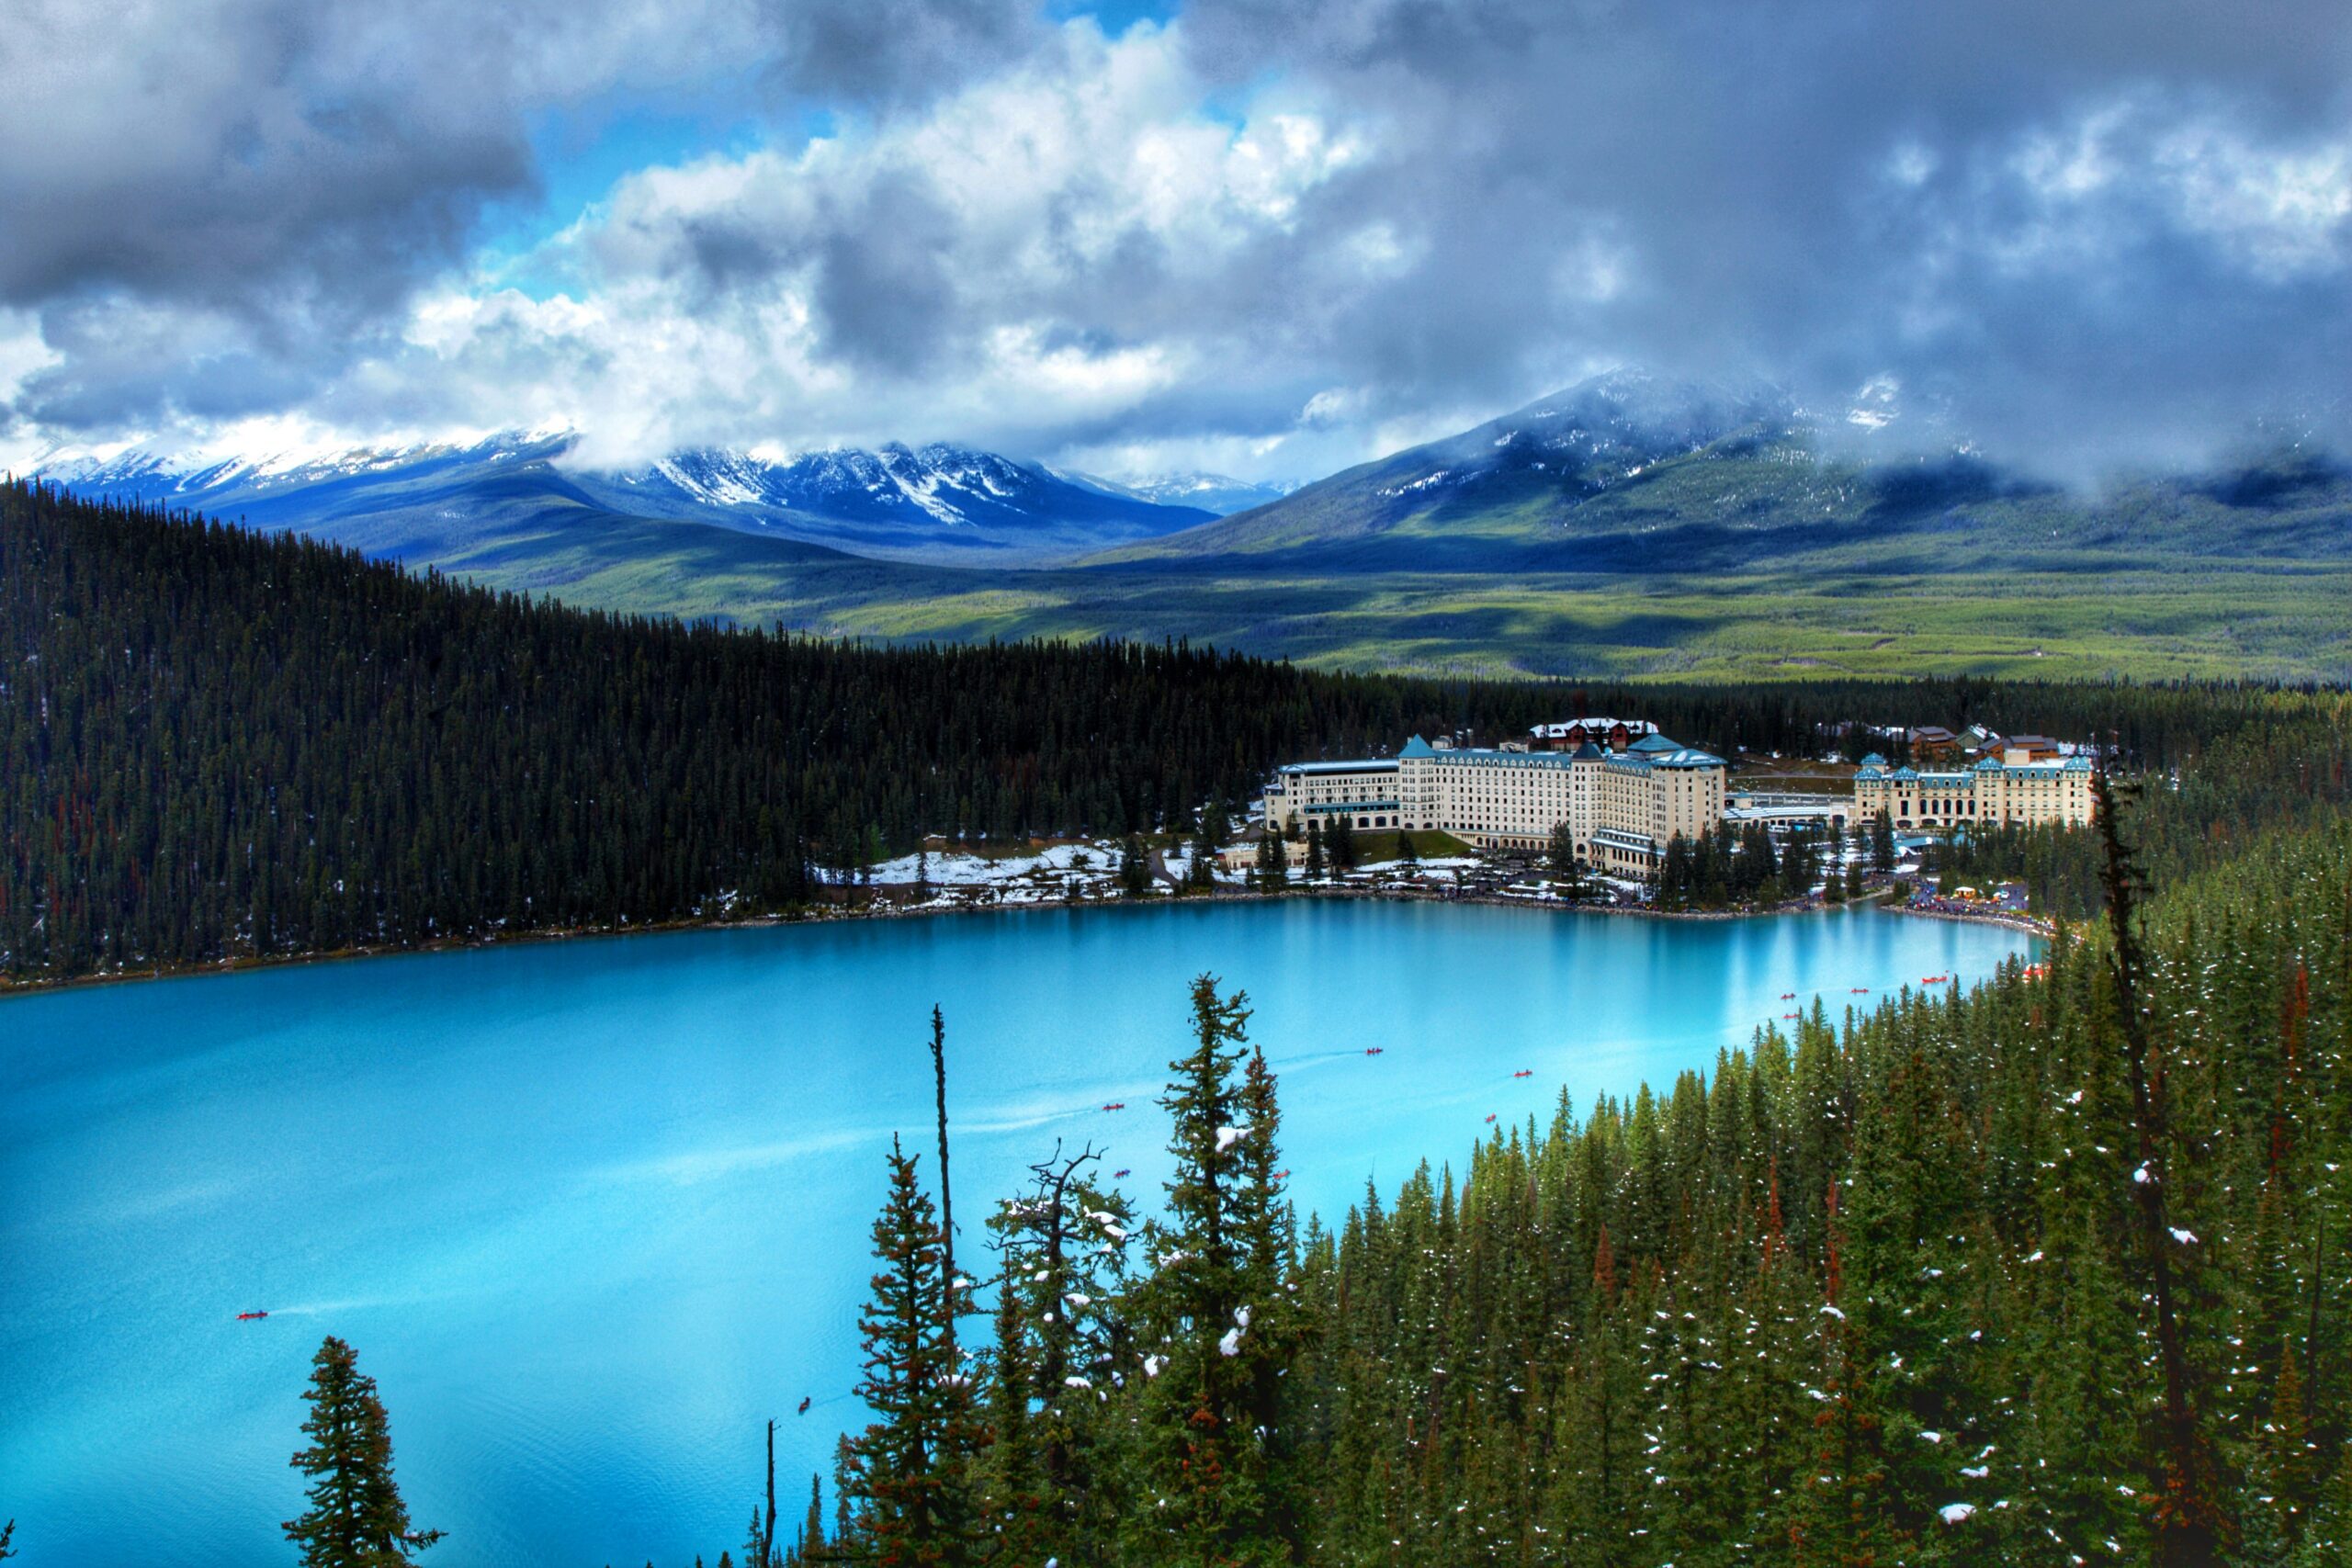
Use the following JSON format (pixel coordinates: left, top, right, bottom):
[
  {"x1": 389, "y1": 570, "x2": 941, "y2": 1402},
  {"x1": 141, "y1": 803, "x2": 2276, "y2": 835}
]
[
  {"x1": 0, "y1": 0, "x2": 771, "y2": 432},
  {"x1": 807, "y1": 172, "x2": 965, "y2": 375},
  {"x1": 1163, "y1": 0, "x2": 2352, "y2": 469},
  {"x1": 0, "y1": 0, "x2": 562, "y2": 426},
  {"x1": 760, "y1": 0, "x2": 1040, "y2": 107}
]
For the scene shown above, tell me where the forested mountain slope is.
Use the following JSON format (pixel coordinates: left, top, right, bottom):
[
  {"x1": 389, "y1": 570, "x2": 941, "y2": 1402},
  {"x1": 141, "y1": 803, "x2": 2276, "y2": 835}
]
[
  {"x1": 0, "y1": 482, "x2": 1445, "y2": 982},
  {"x1": 1283, "y1": 815, "x2": 2352, "y2": 1564},
  {"x1": 1099, "y1": 370, "x2": 2352, "y2": 576}
]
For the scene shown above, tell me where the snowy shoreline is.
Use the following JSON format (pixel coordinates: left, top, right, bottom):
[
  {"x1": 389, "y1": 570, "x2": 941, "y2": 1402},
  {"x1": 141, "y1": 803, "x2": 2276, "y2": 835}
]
[{"x1": 0, "y1": 846, "x2": 2045, "y2": 1002}]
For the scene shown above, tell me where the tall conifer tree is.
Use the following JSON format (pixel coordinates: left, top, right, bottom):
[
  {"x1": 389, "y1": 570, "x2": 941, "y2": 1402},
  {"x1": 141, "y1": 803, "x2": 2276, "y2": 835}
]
[
  {"x1": 842, "y1": 1137, "x2": 980, "y2": 1567},
  {"x1": 282, "y1": 1337, "x2": 445, "y2": 1568},
  {"x1": 1130, "y1": 976, "x2": 1296, "y2": 1565}
]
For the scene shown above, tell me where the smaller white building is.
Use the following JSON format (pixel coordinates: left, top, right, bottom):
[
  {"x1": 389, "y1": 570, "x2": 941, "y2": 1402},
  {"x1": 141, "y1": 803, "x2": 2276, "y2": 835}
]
[
  {"x1": 1850, "y1": 748, "x2": 2094, "y2": 830},
  {"x1": 1258, "y1": 756, "x2": 1406, "y2": 835}
]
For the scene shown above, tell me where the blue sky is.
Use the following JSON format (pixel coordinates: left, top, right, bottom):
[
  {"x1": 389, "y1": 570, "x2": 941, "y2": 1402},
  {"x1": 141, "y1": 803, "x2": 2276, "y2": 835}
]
[
  {"x1": 482, "y1": 2, "x2": 1181, "y2": 272},
  {"x1": 2, "y1": 0, "x2": 2346, "y2": 479},
  {"x1": 480, "y1": 96, "x2": 785, "y2": 296}
]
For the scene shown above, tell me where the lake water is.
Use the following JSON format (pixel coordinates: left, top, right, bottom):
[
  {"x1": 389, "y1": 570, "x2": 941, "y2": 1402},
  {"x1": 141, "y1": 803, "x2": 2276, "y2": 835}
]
[{"x1": 0, "y1": 900, "x2": 2035, "y2": 1567}]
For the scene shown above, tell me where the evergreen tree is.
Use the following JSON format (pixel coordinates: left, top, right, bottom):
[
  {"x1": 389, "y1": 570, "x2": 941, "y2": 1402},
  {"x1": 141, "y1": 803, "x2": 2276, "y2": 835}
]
[
  {"x1": 1129, "y1": 976, "x2": 1295, "y2": 1565},
  {"x1": 781, "y1": 1474, "x2": 823, "y2": 1566},
  {"x1": 1119, "y1": 835, "x2": 1153, "y2": 897},
  {"x1": 282, "y1": 1337, "x2": 445, "y2": 1568},
  {"x1": 984, "y1": 1145, "x2": 1136, "y2": 1561},
  {"x1": 1233, "y1": 1044, "x2": 1306, "y2": 1477},
  {"x1": 842, "y1": 1137, "x2": 980, "y2": 1567},
  {"x1": 1191, "y1": 804, "x2": 1231, "y2": 890},
  {"x1": 2290, "y1": 1443, "x2": 2352, "y2": 1568},
  {"x1": 1197, "y1": 802, "x2": 1231, "y2": 853},
  {"x1": 1255, "y1": 829, "x2": 1287, "y2": 890},
  {"x1": 1549, "y1": 821, "x2": 1577, "y2": 874},
  {"x1": 2094, "y1": 773, "x2": 2224, "y2": 1565},
  {"x1": 1325, "y1": 814, "x2": 1357, "y2": 874}
]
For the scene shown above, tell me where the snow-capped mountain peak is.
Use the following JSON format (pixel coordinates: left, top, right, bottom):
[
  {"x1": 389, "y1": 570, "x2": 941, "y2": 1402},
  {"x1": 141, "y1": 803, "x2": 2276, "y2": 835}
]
[
  {"x1": 1047, "y1": 468, "x2": 1295, "y2": 517},
  {"x1": 29, "y1": 430, "x2": 1217, "y2": 566},
  {"x1": 28, "y1": 428, "x2": 577, "y2": 496},
  {"x1": 607, "y1": 441, "x2": 1091, "y2": 530}
]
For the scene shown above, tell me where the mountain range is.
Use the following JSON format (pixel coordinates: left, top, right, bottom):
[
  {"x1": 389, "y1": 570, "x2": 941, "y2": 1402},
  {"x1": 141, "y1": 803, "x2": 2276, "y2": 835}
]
[
  {"x1": 25, "y1": 370, "x2": 2352, "y2": 681},
  {"x1": 1099, "y1": 370, "x2": 2352, "y2": 573},
  {"x1": 30, "y1": 434, "x2": 1274, "y2": 565}
]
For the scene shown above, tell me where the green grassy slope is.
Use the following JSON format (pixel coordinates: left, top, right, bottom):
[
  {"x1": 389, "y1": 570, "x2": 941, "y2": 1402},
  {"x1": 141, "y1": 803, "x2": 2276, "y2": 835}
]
[
  {"x1": 288, "y1": 473, "x2": 977, "y2": 630},
  {"x1": 1098, "y1": 426, "x2": 2352, "y2": 579},
  {"x1": 146, "y1": 371, "x2": 2352, "y2": 682},
  {"x1": 311, "y1": 462, "x2": 2352, "y2": 682},
  {"x1": 417, "y1": 542, "x2": 2352, "y2": 683}
]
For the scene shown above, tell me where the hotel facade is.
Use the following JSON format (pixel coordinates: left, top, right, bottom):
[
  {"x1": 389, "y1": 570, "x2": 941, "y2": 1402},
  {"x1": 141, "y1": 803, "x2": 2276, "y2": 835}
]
[
  {"x1": 1849, "y1": 746, "x2": 2095, "y2": 829},
  {"x1": 1261, "y1": 726, "x2": 1730, "y2": 875}
]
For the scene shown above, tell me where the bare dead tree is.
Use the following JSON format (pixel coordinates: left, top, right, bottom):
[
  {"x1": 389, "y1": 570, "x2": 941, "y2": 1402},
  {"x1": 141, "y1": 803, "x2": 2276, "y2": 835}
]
[
  {"x1": 931, "y1": 1005, "x2": 956, "y2": 1352},
  {"x1": 2094, "y1": 768, "x2": 2222, "y2": 1565}
]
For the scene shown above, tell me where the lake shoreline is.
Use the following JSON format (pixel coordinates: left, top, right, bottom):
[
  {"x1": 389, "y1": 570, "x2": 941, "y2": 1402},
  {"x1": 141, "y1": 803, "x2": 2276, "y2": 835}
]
[
  {"x1": 0, "y1": 879, "x2": 2045, "y2": 1003},
  {"x1": 1880, "y1": 900, "x2": 2057, "y2": 939}
]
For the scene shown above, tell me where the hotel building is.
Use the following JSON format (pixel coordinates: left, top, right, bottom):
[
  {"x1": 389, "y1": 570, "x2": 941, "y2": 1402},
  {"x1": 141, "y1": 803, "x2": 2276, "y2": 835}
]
[
  {"x1": 1261, "y1": 727, "x2": 1730, "y2": 875},
  {"x1": 1850, "y1": 745, "x2": 2095, "y2": 830}
]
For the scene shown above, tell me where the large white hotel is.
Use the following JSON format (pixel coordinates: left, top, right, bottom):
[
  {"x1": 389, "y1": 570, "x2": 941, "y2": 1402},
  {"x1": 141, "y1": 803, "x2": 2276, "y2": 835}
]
[{"x1": 1261, "y1": 718, "x2": 1729, "y2": 875}]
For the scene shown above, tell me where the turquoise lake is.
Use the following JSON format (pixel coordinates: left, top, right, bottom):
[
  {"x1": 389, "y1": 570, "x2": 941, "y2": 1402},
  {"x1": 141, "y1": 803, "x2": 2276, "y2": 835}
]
[{"x1": 0, "y1": 899, "x2": 2036, "y2": 1567}]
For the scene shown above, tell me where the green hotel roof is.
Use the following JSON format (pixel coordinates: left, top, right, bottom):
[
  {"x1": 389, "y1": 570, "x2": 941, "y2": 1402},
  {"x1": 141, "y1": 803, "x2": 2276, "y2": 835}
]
[
  {"x1": 1304, "y1": 732, "x2": 1727, "y2": 774},
  {"x1": 1276, "y1": 757, "x2": 1398, "y2": 775}
]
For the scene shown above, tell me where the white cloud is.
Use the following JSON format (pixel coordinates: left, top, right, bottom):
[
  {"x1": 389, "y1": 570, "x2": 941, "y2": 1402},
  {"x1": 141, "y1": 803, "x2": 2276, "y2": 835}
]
[
  {"x1": 2158, "y1": 124, "x2": 2352, "y2": 279},
  {"x1": 1987, "y1": 97, "x2": 2352, "y2": 282},
  {"x1": 0, "y1": 309, "x2": 62, "y2": 466},
  {"x1": 1883, "y1": 141, "x2": 1939, "y2": 188},
  {"x1": 259, "y1": 18, "x2": 1389, "y2": 469}
]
